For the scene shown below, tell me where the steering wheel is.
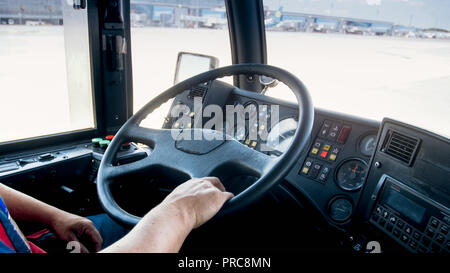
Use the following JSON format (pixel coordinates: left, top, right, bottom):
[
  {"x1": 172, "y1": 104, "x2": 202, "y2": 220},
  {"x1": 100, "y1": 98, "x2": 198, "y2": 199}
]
[{"x1": 97, "y1": 64, "x2": 314, "y2": 227}]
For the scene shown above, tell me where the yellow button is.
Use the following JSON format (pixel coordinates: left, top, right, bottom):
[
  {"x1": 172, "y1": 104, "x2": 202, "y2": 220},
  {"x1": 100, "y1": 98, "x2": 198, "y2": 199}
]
[
  {"x1": 245, "y1": 139, "x2": 251, "y2": 145},
  {"x1": 260, "y1": 124, "x2": 265, "y2": 130},
  {"x1": 323, "y1": 144, "x2": 331, "y2": 151},
  {"x1": 329, "y1": 154, "x2": 337, "y2": 161},
  {"x1": 251, "y1": 141, "x2": 257, "y2": 147},
  {"x1": 301, "y1": 167, "x2": 309, "y2": 174},
  {"x1": 189, "y1": 112, "x2": 195, "y2": 118},
  {"x1": 173, "y1": 122, "x2": 179, "y2": 129},
  {"x1": 187, "y1": 122, "x2": 192, "y2": 128},
  {"x1": 311, "y1": 147, "x2": 319, "y2": 155}
]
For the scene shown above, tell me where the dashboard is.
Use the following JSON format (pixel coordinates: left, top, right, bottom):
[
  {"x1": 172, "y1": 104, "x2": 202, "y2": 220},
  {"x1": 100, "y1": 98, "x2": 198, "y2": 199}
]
[
  {"x1": 0, "y1": 79, "x2": 448, "y2": 254},
  {"x1": 160, "y1": 80, "x2": 450, "y2": 253}
]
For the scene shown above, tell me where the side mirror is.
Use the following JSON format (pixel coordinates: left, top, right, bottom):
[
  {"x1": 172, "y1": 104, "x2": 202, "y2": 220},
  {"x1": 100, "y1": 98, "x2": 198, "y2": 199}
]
[{"x1": 174, "y1": 52, "x2": 219, "y2": 84}]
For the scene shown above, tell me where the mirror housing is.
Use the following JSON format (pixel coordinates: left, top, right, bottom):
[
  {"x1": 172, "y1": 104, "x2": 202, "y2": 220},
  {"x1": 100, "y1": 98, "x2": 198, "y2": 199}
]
[{"x1": 174, "y1": 52, "x2": 219, "y2": 84}]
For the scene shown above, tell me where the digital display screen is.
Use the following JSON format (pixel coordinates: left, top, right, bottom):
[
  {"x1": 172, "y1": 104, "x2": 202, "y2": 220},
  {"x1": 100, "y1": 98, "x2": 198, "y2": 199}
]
[{"x1": 385, "y1": 188, "x2": 426, "y2": 224}]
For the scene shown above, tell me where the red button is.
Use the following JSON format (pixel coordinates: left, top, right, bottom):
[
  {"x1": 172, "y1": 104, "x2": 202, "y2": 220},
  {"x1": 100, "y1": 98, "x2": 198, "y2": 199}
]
[
  {"x1": 337, "y1": 126, "x2": 351, "y2": 144},
  {"x1": 105, "y1": 135, "x2": 115, "y2": 141},
  {"x1": 320, "y1": 151, "x2": 328, "y2": 158}
]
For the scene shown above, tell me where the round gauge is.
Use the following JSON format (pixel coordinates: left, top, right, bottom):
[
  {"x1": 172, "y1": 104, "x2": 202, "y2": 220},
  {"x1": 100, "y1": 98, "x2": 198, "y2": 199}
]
[
  {"x1": 359, "y1": 134, "x2": 377, "y2": 157},
  {"x1": 335, "y1": 159, "x2": 368, "y2": 191},
  {"x1": 266, "y1": 118, "x2": 298, "y2": 154},
  {"x1": 328, "y1": 197, "x2": 353, "y2": 222}
]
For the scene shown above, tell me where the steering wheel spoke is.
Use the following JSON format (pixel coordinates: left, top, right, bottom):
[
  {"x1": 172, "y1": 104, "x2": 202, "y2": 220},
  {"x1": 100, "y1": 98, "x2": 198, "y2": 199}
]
[
  {"x1": 212, "y1": 139, "x2": 276, "y2": 177},
  {"x1": 101, "y1": 157, "x2": 151, "y2": 182}
]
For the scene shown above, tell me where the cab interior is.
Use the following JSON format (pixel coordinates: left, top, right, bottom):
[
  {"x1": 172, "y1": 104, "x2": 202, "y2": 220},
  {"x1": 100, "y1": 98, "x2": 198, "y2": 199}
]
[{"x1": 0, "y1": 0, "x2": 449, "y2": 254}]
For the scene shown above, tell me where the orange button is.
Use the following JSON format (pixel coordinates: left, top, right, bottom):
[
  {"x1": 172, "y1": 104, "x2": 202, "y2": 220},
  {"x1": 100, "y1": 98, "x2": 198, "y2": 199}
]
[
  {"x1": 320, "y1": 151, "x2": 328, "y2": 158},
  {"x1": 105, "y1": 135, "x2": 114, "y2": 141}
]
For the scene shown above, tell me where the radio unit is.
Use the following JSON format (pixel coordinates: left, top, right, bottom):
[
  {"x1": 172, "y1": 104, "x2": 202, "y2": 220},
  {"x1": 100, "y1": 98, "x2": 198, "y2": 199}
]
[{"x1": 369, "y1": 175, "x2": 450, "y2": 253}]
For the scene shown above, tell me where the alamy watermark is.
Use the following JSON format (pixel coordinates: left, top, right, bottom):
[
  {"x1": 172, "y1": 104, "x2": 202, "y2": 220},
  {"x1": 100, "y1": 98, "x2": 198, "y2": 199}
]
[{"x1": 169, "y1": 97, "x2": 284, "y2": 152}]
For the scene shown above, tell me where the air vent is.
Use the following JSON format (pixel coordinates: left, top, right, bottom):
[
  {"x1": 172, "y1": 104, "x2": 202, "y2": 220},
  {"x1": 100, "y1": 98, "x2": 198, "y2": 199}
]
[
  {"x1": 381, "y1": 130, "x2": 420, "y2": 166},
  {"x1": 188, "y1": 85, "x2": 208, "y2": 100}
]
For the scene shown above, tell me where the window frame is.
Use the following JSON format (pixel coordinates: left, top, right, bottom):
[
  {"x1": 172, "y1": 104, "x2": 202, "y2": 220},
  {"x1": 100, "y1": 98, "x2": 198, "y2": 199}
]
[{"x1": 0, "y1": 1, "x2": 107, "y2": 155}]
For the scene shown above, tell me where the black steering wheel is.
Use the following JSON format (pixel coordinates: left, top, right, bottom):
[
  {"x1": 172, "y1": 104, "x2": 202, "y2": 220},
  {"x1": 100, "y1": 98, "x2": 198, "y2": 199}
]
[{"x1": 97, "y1": 64, "x2": 314, "y2": 227}]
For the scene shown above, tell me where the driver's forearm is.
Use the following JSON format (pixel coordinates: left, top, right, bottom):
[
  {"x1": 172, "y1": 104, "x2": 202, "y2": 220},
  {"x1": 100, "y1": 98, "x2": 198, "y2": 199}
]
[
  {"x1": 100, "y1": 203, "x2": 193, "y2": 253},
  {"x1": 0, "y1": 183, "x2": 66, "y2": 226}
]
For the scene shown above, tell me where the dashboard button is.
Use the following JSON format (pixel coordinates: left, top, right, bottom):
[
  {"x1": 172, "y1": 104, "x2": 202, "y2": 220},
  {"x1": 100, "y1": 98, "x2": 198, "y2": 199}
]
[
  {"x1": 310, "y1": 163, "x2": 322, "y2": 178},
  {"x1": 319, "y1": 120, "x2": 332, "y2": 138},
  {"x1": 413, "y1": 231, "x2": 421, "y2": 240},
  {"x1": 323, "y1": 144, "x2": 331, "y2": 151},
  {"x1": 379, "y1": 218, "x2": 386, "y2": 227},
  {"x1": 397, "y1": 219, "x2": 405, "y2": 229},
  {"x1": 417, "y1": 246, "x2": 427, "y2": 253},
  {"x1": 337, "y1": 125, "x2": 351, "y2": 144},
  {"x1": 375, "y1": 206, "x2": 383, "y2": 214},
  {"x1": 318, "y1": 173, "x2": 328, "y2": 183},
  {"x1": 318, "y1": 166, "x2": 330, "y2": 182},
  {"x1": 301, "y1": 167, "x2": 310, "y2": 175},
  {"x1": 386, "y1": 224, "x2": 393, "y2": 232},
  {"x1": 327, "y1": 123, "x2": 341, "y2": 141},
  {"x1": 300, "y1": 159, "x2": 313, "y2": 175},
  {"x1": 425, "y1": 227, "x2": 435, "y2": 238},
  {"x1": 313, "y1": 140, "x2": 322, "y2": 149},
  {"x1": 389, "y1": 216, "x2": 397, "y2": 224},
  {"x1": 431, "y1": 243, "x2": 440, "y2": 253},
  {"x1": 440, "y1": 224, "x2": 448, "y2": 235},
  {"x1": 421, "y1": 236, "x2": 431, "y2": 247},
  {"x1": 409, "y1": 240, "x2": 418, "y2": 250},
  {"x1": 401, "y1": 234, "x2": 409, "y2": 243},
  {"x1": 393, "y1": 229, "x2": 401, "y2": 238},
  {"x1": 311, "y1": 147, "x2": 319, "y2": 155},
  {"x1": 435, "y1": 234, "x2": 445, "y2": 244},
  {"x1": 431, "y1": 218, "x2": 439, "y2": 228},
  {"x1": 405, "y1": 226, "x2": 412, "y2": 234},
  {"x1": 327, "y1": 131, "x2": 338, "y2": 141},
  {"x1": 320, "y1": 150, "x2": 328, "y2": 158}
]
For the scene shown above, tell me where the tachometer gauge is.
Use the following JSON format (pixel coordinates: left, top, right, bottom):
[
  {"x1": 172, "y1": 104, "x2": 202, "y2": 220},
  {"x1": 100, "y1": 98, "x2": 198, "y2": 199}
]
[
  {"x1": 359, "y1": 134, "x2": 377, "y2": 157},
  {"x1": 266, "y1": 118, "x2": 298, "y2": 155},
  {"x1": 335, "y1": 159, "x2": 368, "y2": 191}
]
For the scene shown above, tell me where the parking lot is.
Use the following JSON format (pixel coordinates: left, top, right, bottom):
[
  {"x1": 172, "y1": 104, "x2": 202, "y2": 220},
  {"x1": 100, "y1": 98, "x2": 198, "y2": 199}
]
[{"x1": 1, "y1": 26, "x2": 450, "y2": 142}]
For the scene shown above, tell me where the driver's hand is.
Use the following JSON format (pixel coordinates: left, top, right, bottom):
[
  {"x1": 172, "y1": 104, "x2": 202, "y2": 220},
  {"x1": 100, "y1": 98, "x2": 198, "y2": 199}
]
[
  {"x1": 161, "y1": 177, "x2": 234, "y2": 229},
  {"x1": 50, "y1": 212, "x2": 103, "y2": 253}
]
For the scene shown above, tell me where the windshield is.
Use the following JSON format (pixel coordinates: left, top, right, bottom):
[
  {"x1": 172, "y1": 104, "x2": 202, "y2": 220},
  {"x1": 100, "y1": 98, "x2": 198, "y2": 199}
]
[
  {"x1": 263, "y1": 0, "x2": 450, "y2": 137},
  {"x1": 130, "y1": 0, "x2": 231, "y2": 129}
]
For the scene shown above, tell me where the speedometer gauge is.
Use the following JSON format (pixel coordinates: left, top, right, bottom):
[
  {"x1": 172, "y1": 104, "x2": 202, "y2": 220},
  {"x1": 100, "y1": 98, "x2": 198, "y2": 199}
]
[
  {"x1": 335, "y1": 159, "x2": 368, "y2": 191},
  {"x1": 266, "y1": 118, "x2": 298, "y2": 155}
]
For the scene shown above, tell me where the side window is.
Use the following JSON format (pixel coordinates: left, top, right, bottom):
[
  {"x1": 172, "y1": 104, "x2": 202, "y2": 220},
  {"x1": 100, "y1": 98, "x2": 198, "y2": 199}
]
[
  {"x1": 130, "y1": 1, "x2": 231, "y2": 128},
  {"x1": 0, "y1": 0, "x2": 95, "y2": 143}
]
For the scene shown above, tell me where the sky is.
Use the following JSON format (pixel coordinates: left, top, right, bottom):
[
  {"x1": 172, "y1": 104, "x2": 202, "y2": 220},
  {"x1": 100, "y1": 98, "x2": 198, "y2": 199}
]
[{"x1": 264, "y1": 0, "x2": 450, "y2": 30}]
